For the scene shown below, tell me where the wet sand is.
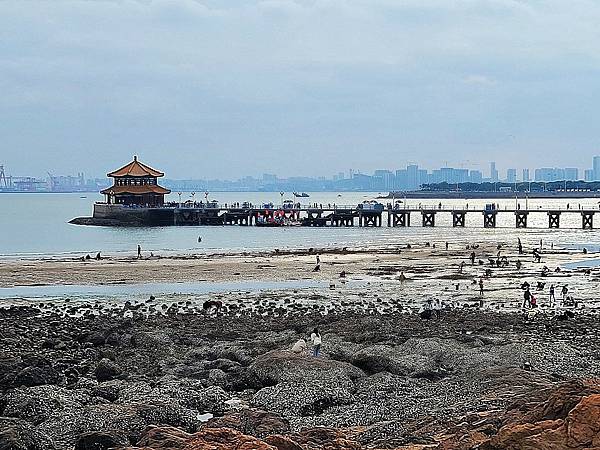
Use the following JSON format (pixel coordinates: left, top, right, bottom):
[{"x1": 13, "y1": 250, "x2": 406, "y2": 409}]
[{"x1": 2, "y1": 237, "x2": 599, "y2": 314}]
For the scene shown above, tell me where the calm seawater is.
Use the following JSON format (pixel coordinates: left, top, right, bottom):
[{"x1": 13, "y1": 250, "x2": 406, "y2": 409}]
[{"x1": 1, "y1": 192, "x2": 599, "y2": 258}]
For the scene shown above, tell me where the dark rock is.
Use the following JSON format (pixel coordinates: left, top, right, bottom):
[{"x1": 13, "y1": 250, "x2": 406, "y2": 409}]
[
  {"x1": 0, "y1": 418, "x2": 55, "y2": 450},
  {"x1": 13, "y1": 366, "x2": 59, "y2": 387},
  {"x1": 92, "y1": 381, "x2": 122, "y2": 402},
  {"x1": 94, "y1": 359, "x2": 122, "y2": 382},
  {"x1": 85, "y1": 332, "x2": 107, "y2": 347},
  {"x1": 74, "y1": 430, "x2": 129, "y2": 450}
]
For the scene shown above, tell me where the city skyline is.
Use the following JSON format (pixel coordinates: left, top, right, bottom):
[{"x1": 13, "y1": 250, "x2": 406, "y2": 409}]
[
  {"x1": 5, "y1": 155, "x2": 600, "y2": 193},
  {"x1": 3, "y1": 153, "x2": 600, "y2": 182}
]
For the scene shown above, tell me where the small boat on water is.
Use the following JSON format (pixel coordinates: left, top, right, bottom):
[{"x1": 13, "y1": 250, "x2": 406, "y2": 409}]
[{"x1": 293, "y1": 192, "x2": 310, "y2": 198}]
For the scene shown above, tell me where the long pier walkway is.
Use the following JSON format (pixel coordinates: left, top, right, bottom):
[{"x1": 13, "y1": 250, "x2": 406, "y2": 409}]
[{"x1": 162, "y1": 203, "x2": 600, "y2": 229}]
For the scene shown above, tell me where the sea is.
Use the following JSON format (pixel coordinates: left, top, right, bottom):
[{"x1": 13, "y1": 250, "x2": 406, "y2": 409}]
[{"x1": 1, "y1": 192, "x2": 600, "y2": 259}]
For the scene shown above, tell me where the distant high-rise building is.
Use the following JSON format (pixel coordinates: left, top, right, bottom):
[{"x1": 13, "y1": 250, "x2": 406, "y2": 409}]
[
  {"x1": 522, "y1": 168, "x2": 530, "y2": 182},
  {"x1": 506, "y1": 169, "x2": 517, "y2": 183},
  {"x1": 395, "y1": 169, "x2": 408, "y2": 190},
  {"x1": 469, "y1": 170, "x2": 483, "y2": 183},
  {"x1": 564, "y1": 168, "x2": 578, "y2": 180},
  {"x1": 585, "y1": 169, "x2": 595, "y2": 182},
  {"x1": 418, "y1": 169, "x2": 429, "y2": 187},
  {"x1": 374, "y1": 170, "x2": 394, "y2": 190},
  {"x1": 490, "y1": 162, "x2": 498, "y2": 182},
  {"x1": 535, "y1": 168, "x2": 565, "y2": 182},
  {"x1": 406, "y1": 164, "x2": 419, "y2": 190},
  {"x1": 593, "y1": 156, "x2": 600, "y2": 180}
]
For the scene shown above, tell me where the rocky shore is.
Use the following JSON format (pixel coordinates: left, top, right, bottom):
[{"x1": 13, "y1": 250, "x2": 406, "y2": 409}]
[{"x1": 2, "y1": 301, "x2": 600, "y2": 449}]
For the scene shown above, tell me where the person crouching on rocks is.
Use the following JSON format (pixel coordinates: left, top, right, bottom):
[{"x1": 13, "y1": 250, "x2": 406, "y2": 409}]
[
  {"x1": 310, "y1": 328, "x2": 322, "y2": 357},
  {"x1": 291, "y1": 338, "x2": 307, "y2": 354}
]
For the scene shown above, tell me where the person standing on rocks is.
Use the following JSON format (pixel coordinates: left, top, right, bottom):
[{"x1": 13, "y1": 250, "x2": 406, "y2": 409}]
[
  {"x1": 310, "y1": 328, "x2": 321, "y2": 357},
  {"x1": 549, "y1": 284, "x2": 556, "y2": 306},
  {"x1": 137, "y1": 245, "x2": 142, "y2": 259},
  {"x1": 478, "y1": 277, "x2": 484, "y2": 296}
]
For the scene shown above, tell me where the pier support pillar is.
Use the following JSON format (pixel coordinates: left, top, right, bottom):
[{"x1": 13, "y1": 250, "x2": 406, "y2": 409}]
[
  {"x1": 548, "y1": 212, "x2": 561, "y2": 229},
  {"x1": 359, "y1": 213, "x2": 381, "y2": 227},
  {"x1": 515, "y1": 211, "x2": 528, "y2": 229},
  {"x1": 421, "y1": 211, "x2": 436, "y2": 227},
  {"x1": 483, "y1": 211, "x2": 497, "y2": 228},
  {"x1": 452, "y1": 211, "x2": 466, "y2": 227},
  {"x1": 390, "y1": 211, "x2": 410, "y2": 227},
  {"x1": 582, "y1": 211, "x2": 595, "y2": 229}
]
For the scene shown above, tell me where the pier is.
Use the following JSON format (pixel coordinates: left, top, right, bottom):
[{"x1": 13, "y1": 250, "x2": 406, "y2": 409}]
[
  {"x1": 77, "y1": 202, "x2": 600, "y2": 229},
  {"x1": 70, "y1": 158, "x2": 600, "y2": 230}
]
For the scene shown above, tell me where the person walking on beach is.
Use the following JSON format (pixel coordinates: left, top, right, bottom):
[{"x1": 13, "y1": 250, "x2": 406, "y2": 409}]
[
  {"x1": 478, "y1": 277, "x2": 484, "y2": 296},
  {"x1": 522, "y1": 287, "x2": 531, "y2": 309},
  {"x1": 470, "y1": 251, "x2": 476, "y2": 265},
  {"x1": 310, "y1": 328, "x2": 321, "y2": 357},
  {"x1": 518, "y1": 238, "x2": 523, "y2": 255},
  {"x1": 562, "y1": 285, "x2": 569, "y2": 302},
  {"x1": 549, "y1": 284, "x2": 556, "y2": 306},
  {"x1": 137, "y1": 245, "x2": 142, "y2": 259}
]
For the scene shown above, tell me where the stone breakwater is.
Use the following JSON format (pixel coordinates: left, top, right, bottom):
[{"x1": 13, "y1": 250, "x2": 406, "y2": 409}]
[{"x1": 2, "y1": 303, "x2": 600, "y2": 449}]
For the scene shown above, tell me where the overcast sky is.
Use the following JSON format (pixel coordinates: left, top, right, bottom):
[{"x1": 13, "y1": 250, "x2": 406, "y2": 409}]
[{"x1": 2, "y1": 0, "x2": 600, "y2": 179}]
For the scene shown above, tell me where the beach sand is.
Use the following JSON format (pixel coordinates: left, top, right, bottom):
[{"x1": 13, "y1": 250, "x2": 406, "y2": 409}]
[{"x1": 2, "y1": 237, "x2": 599, "y2": 314}]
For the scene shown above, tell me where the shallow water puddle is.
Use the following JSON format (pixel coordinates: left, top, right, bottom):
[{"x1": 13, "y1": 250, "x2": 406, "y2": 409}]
[{"x1": 0, "y1": 279, "x2": 368, "y2": 300}]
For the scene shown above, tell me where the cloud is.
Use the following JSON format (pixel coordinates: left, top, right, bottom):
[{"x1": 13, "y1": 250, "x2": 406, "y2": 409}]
[
  {"x1": 1, "y1": 0, "x2": 600, "y2": 177},
  {"x1": 464, "y1": 75, "x2": 497, "y2": 86}
]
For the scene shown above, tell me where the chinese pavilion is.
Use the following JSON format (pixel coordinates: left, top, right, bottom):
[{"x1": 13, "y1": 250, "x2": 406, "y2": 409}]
[{"x1": 101, "y1": 156, "x2": 171, "y2": 206}]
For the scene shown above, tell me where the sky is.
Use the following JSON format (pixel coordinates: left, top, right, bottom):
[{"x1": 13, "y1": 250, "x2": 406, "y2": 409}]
[{"x1": 2, "y1": 0, "x2": 600, "y2": 179}]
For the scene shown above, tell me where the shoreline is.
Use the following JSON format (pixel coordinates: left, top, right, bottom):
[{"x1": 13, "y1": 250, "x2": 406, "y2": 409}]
[{"x1": 2, "y1": 240, "x2": 599, "y2": 317}]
